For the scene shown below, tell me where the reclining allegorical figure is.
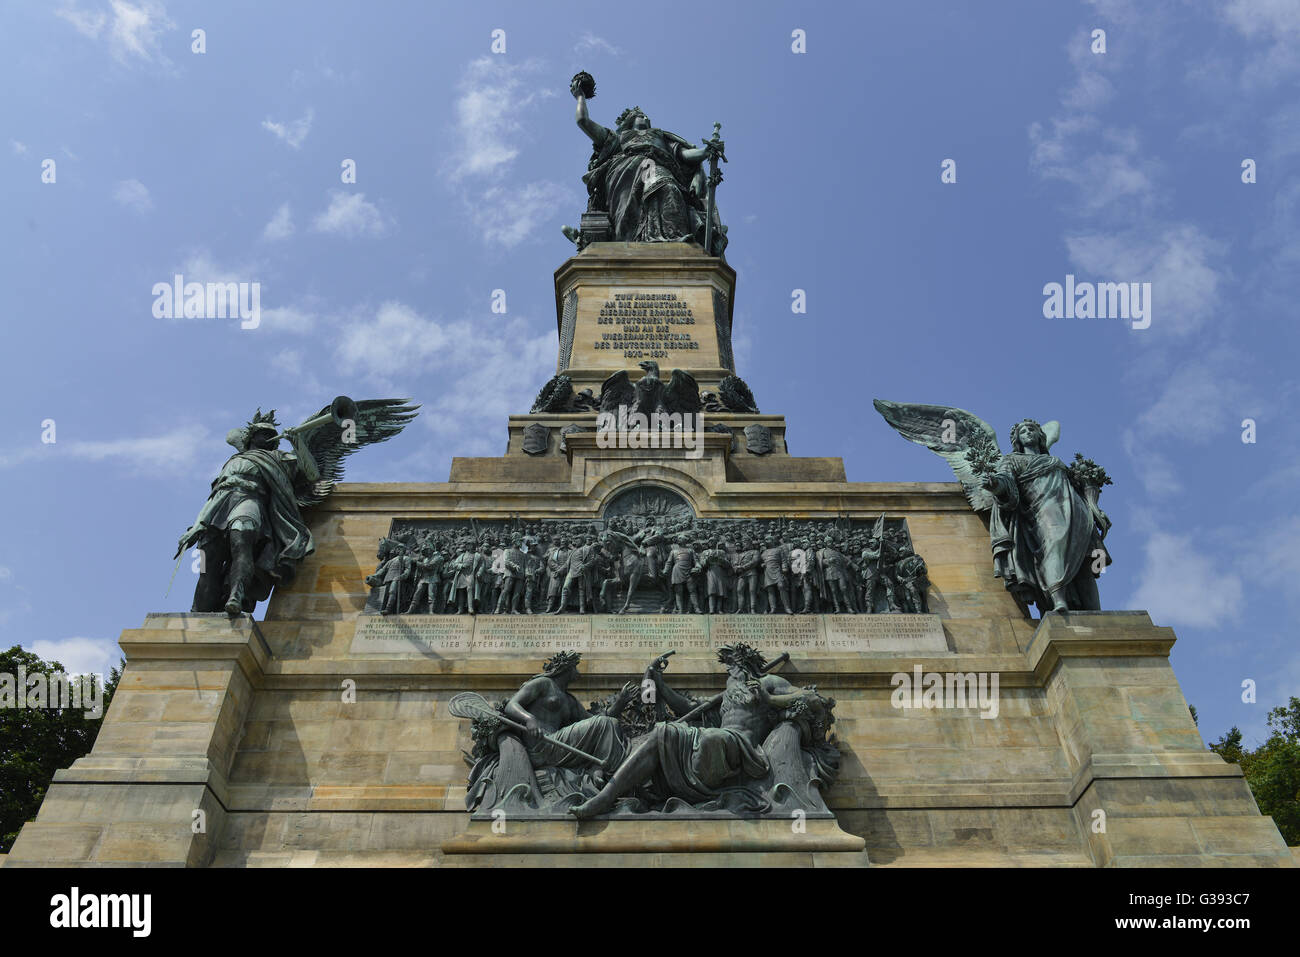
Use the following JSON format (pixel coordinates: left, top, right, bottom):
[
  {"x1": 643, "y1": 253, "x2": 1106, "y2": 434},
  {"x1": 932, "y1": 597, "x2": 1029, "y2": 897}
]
[{"x1": 458, "y1": 644, "x2": 841, "y2": 821}]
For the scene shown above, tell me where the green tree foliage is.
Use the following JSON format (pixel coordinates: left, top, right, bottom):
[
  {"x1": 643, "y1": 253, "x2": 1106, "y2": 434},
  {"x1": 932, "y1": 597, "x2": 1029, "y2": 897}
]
[
  {"x1": 1208, "y1": 696, "x2": 1300, "y2": 846},
  {"x1": 0, "y1": 645, "x2": 122, "y2": 852}
]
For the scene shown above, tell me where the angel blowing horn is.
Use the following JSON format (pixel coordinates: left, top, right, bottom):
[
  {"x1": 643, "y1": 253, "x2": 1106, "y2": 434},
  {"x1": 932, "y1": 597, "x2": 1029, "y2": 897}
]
[
  {"x1": 177, "y1": 396, "x2": 418, "y2": 616},
  {"x1": 874, "y1": 399, "x2": 1112, "y2": 616}
]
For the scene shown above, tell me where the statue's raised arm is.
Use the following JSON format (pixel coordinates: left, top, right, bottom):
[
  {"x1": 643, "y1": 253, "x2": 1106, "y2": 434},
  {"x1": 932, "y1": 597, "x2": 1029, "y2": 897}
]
[{"x1": 563, "y1": 71, "x2": 727, "y2": 257}]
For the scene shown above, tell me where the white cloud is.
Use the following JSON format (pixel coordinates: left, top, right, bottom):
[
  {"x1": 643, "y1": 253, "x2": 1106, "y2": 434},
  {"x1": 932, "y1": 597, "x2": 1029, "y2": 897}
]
[
  {"x1": 29, "y1": 636, "x2": 120, "y2": 677},
  {"x1": 473, "y1": 182, "x2": 569, "y2": 247},
  {"x1": 1119, "y1": 353, "x2": 1252, "y2": 496},
  {"x1": 10, "y1": 140, "x2": 28, "y2": 156},
  {"x1": 1222, "y1": 0, "x2": 1300, "y2": 86},
  {"x1": 1026, "y1": 26, "x2": 1159, "y2": 213},
  {"x1": 261, "y1": 108, "x2": 314, "y2": 149},
  {"x1": 1121, "y1": 438, "x2": 1183, "y2": 497},
  {"x1": 1253, "y1": 514, "x2": 1300, "y2": 595},
  {"x1": 0, "y1": 425, "x2": 211, "y2": 476},
  {"x1": 269, "y1": 349, "x2": 323, "y2": 396},
  {"x1": 1131, "y1": 360, "x2": 1247, "y2": 444},
  {"x1": 178, "y1": 249, "x2": 257, "y2": 286},
  {"x1": 447, "y1": 57, "x2": 551, "y2": 180},
  {"x1": 575, "y1": 32, "x2": 621, "y2": 56},
  {"x1": 55, "y1": 4, "x2": 107, "y2": 38},
  {"x1": 57, "y1": 1, "x2": 172, "y2": 64},
  {"x1": 261, "y1": 202, "x2": 294, "y2": 241},
  {"x1": 335, "y1": 301, "x2": 451, "y2": 378},
  {"x1": 258, "y1": 305, "x2": 315, "y2": 333},
  {"x1": 444, "y1": 57, "x2": 568, "y2": 246},
  {"x1": 1029, "y1": 119, "x2": 1157, "y2": 211},
  {"x1": 112, "y1": 178, "x2": 152, "y2": 213},
  {"x1": 1129, "y1": 531, "x2": 1244, "y2": 628},
  {"x1": 333, "y1": 300, "x2": 554, "y2": 442},
  {"x1": 312, "y1": 191, "x2": 388, "y2": 237},
  {"x1": 1064, "y1": 224, "x2": 1227, "y2": 335}
]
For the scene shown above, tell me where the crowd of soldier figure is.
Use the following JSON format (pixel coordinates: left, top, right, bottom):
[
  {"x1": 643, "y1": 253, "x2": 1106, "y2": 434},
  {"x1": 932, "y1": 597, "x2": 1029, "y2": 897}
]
[{"x1": 365, "y1": 516, "x2": 929, "y2": 617}]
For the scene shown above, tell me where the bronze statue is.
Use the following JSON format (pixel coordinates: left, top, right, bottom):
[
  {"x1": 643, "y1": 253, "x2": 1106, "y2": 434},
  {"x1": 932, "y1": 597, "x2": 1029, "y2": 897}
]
[
  {"x1": 178, "y1": 397, "x2": 416, "y2": 616},
  {"x1": 364, "y1": 512, "x2": 932, "y2": 618},
  {"x1": 566, "y1": 73, "x2": 727, "y2": 256},
  {"x1": 874, "y1": 399, "x2": 1112, "y2": 614},
  {"x1": 570, "y1": 644, "x2": 839, "y2": 819},
  {"x1": 458, "y1": 651, "x2": 635, "y2": 816}
]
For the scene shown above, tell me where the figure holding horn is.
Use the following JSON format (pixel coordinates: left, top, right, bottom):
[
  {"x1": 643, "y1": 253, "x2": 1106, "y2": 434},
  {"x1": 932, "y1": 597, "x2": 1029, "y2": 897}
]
[{"x1": 177, "y1": 396, "x2": 417, "y2": 616}]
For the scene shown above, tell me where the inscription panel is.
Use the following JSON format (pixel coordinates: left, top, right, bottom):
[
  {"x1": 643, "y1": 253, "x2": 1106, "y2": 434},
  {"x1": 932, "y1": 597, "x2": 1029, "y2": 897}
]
[
  {"x1": 710, "y1": 615, "x2": 823, "y2": 655},
  {"x1": 465, "y1": 616, "x2": 592, "y2": 654},
  {"x1": 352, "y1": 616, "x2": 475, "y2": 656},
  {"x1": 590, "y1": 615, "x2": 710, "y2": 654},
  {"x1": 823, "y1": 614, "x2": 948, "y2": 653},
  {"x1": 350, "y1": 614, "x2": 949, "y2": 657},
  {"x1": 567, "y1": 285, "x2": 722, "y2": 372}
]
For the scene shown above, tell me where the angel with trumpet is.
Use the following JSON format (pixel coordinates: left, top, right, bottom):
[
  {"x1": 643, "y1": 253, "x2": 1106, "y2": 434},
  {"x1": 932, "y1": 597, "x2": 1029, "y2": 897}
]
[{"x1": 176, "y1": 396, "x2": 417, "y2": 616}]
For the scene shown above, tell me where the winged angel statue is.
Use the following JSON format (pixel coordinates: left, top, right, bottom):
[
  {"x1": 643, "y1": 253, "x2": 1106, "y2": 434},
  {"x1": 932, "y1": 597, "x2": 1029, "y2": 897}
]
[
  {"x1": 177, "y1": 396, "x2": 418, "y2": 616},
  {"x1": 874, "y1": 400, "x2": 1111, "y2": 615}
]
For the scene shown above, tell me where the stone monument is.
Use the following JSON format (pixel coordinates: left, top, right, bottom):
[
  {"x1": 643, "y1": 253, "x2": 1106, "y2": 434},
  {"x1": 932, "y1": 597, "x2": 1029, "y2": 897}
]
[{"x1": 6, "y1": 74, "x2": 1292, "y2": 868}]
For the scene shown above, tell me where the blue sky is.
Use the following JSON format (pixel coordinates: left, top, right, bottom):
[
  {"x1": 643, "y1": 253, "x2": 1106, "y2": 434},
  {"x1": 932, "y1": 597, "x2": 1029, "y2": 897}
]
[{"x1": 2, "y1": 0, "x2": 1298, "y2": 746}]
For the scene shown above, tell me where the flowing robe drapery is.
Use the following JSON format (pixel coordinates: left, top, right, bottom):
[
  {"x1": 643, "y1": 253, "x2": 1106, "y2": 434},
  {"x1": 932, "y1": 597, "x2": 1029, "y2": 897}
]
[
  {"x1": 987, "y1": 451, "x2": 1108, "y2": 604},
  {"x1": 466, "y1": 713, "x2": 627, "y2": 814},
  {"x1": 584, "y1": 127, "x2": 704, "y2": 245},
  {"x1": 178, "y1": 449, "x2": 313, "y2": 595}
]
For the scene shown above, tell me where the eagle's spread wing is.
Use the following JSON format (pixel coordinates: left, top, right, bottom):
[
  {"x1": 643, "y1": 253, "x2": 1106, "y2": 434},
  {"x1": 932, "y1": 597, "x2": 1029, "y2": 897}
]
[
  {"x1": 718, "y1": 374, "x2": 759, "y2": 413},
  {"x1": 531, "y1": 374, "x2": 574, "y2": 413},
  {"x1": 599, "y1": 370, "x2": 634, "y2": 412},
  {"x1": 663, "y1": 369, "x2": 701, "y2": 414},
  {"x1": 872, "y1": 399, "x2": 1001, "y2": 512},
  {"x1": 297, "y1": 398, "x2": 419, "y2": 508}
]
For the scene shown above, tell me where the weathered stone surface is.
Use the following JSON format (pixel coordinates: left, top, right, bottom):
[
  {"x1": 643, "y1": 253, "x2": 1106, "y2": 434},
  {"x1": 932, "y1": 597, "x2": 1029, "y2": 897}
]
[
  {"x1": 345, "y1": 612, "x2": 947, "y2": 657},
  {"x1": 8, "y1": 606, "x2": 1291, "y2": 867},
  {"x1": 9, "y1": 246, "x2": 1292, "y2": 868}
]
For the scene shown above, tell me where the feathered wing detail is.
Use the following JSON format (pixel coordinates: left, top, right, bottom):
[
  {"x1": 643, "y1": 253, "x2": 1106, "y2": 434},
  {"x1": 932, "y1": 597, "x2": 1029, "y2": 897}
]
[
  {"x1": 718, "y1": 374, "x2": 759, "y2": 413},
  {"x1": 599, "y1": 370, "x2": 635, "y2": 412},
  {"x1": 663, "y1": 369, "x2": 701, "y2": 414},
  {"x1": 530, "y1": 374, "x2": 574, "y2": 413},
  {"x1": 872, "y1": 399, "x2": 1001, "y2": 511},
  {"x1": 296, "y1": 398, "x2": 419, "y2": 508}
]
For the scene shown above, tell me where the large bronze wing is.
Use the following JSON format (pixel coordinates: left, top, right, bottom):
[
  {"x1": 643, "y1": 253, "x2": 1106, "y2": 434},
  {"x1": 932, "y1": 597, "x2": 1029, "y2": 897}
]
[
  {"x1": 663, "y1": 369, "x2": 702, "y2": 414},
  {"x1": 296, "y1": 398, "x2": 419, "y2": 508},
  {"x1": 598, "y1": 370, "x2": 635, "y2": 412},
  {"x1": 872, "y1": 399, "x2": 1001, "y2": 512}
]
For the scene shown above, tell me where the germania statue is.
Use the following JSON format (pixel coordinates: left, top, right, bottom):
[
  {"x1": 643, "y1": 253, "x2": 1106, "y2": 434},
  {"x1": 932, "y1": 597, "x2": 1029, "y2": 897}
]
[{"x1": 564, "y1": 71, "x2": 727, "y2": 256}]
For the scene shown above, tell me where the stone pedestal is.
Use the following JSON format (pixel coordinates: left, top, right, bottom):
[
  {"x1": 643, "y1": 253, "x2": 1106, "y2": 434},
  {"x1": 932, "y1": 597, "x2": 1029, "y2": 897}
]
[
  {"x1": 6, "y1": 614, "x2": 263, "y2": 867},
  {"x1": 7, "y1": 604, "x2": 1292, "y2": 867},
  {"x1": 8, "y1": 242, "x2": 1292, "y2": 869},
  {"x1": 1029, "y1": 613, "x2": 1291, "y2": 867},
  {"x1": 554, "y1": 242, "x2": 736, "y2": 396}
]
